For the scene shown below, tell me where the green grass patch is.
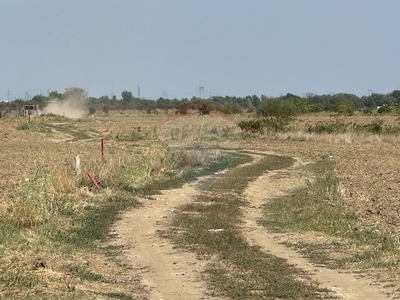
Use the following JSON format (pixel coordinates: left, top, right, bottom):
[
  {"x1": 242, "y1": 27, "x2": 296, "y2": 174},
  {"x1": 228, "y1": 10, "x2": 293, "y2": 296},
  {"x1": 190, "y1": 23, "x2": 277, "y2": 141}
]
[
  {"x1": 64, "y1": 264, "x2": 112, "y2": 283},
  {"x1": 93, "y1": 291, "x2": 133, "y2": 300},
  {"x1": 127, "y1": 150, "x2": 253, "y2": 195},
  {"x1": 209, "y1": 154, "x2": 294, "y2": 192},
  {"x1": 16, "y1": 122, "x2": 47, "y2": 132},
  {"x1": 44, "y1": 123, "x2": 94, "y2": 140},
  {"x1": 62, "y1": 196, "x2": 139, "y2": 248}
]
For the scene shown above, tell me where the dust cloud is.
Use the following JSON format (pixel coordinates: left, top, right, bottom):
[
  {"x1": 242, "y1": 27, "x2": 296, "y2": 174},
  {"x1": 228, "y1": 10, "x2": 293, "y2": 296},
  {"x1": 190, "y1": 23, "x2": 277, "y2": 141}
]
[{"x1": 44, "y1": 97, "x2": 88, "y2": 119}]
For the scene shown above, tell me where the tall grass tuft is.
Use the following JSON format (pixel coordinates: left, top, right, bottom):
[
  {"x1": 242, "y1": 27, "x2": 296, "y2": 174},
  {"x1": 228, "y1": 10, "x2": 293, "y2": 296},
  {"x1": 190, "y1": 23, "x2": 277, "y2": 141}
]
[{"x1": 2, "y1": 160, "x2": 72, "y2": 227}]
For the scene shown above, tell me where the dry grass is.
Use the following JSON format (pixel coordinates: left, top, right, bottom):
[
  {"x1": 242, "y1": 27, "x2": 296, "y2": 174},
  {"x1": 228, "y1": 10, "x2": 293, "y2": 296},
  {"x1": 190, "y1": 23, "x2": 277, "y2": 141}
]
[{"x1": 0, "y1": 110, "x2": 246, "y2": 298}]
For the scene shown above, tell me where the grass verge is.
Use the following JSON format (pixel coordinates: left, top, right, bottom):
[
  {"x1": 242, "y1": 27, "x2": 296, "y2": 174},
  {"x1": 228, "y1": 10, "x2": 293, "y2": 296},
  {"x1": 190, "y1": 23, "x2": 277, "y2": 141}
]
[{"x1": 260, "y1": 159, "x2": 400, "y2": 271}]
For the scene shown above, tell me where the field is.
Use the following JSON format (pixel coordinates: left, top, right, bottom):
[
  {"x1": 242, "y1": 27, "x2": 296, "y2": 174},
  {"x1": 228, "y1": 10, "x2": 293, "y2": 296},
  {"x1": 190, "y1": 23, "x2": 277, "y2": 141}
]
[{"x1": 1, "y1": 109, "x2": 400, "y2": 299}]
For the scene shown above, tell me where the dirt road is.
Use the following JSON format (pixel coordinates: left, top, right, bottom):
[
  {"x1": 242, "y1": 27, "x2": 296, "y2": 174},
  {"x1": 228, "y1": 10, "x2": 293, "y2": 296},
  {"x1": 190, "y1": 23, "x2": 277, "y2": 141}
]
[{"x1": 110, "y1": 152, "x2": 390, "y2": 299}]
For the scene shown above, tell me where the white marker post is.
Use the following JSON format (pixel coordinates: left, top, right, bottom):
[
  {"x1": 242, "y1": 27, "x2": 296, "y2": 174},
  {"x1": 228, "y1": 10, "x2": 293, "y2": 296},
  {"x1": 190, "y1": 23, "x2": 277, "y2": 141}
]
[{"x1": 75, "y1": 155, "x2": 81, "y2": 174}]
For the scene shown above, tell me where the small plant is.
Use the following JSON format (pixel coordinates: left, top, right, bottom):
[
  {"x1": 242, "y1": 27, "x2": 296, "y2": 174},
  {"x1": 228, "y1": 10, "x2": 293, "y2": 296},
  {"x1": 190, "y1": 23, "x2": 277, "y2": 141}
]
[
  {"x1": 366, "y1": 119, "x2": 384, "y2": 134},
  {"x1": 377, "y1": 105, "x2": 391, "y2": 114},
  {"x1": 118, "y1": 127, "x2": 146, "y2": 141},
  {"x1": 16, "y1": 122, "x2": 45, "y2": 132},
  {"x1": 362, "y1": 107, "x2": 374, "y2": 115},
  {"x1": 16, "y1": 122, "x2": 30, "y2": 130},
  {"x1": 307, "y1": 117, "x2": 347, "y2": 134},
  {"x1": 238, "y1": 116, "x2": 293, "y2": 134}
]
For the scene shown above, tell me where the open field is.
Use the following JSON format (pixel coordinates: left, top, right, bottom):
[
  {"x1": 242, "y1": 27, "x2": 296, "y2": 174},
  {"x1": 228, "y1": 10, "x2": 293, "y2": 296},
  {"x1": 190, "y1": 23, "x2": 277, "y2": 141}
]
[{"x1": 1, "y1": 109, "x2": 400, "y2": 298}]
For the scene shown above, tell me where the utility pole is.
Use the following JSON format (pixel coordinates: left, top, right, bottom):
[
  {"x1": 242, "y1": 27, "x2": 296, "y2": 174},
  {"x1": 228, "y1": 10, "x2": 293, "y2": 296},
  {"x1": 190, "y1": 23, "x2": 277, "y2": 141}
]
[
  {"x1": 199, "y1": 86, "x2": 204, "y2": 98},
  {"x1": 138, "y1": 86, "x2": 140, "y2": 98}
]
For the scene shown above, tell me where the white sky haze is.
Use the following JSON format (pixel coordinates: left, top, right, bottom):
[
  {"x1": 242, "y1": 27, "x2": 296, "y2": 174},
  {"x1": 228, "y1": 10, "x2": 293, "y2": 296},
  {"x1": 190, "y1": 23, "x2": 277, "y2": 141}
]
[{"x1": 1, "y1": 1, "x2": 399, "y2": 100}]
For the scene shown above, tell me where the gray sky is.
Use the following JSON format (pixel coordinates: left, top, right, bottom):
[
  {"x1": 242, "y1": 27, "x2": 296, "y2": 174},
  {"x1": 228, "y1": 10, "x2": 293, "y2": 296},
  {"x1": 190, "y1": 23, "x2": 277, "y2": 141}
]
[{"x1": 1, "y1": 1, "x2": 399, "y2": 100}]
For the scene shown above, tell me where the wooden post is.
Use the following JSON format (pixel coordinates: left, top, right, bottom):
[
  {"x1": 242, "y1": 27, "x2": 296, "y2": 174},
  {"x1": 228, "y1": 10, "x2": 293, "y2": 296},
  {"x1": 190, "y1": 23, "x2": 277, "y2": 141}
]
[{"x1": 101, "y1": 139, "x2": 104, "y2": 158}]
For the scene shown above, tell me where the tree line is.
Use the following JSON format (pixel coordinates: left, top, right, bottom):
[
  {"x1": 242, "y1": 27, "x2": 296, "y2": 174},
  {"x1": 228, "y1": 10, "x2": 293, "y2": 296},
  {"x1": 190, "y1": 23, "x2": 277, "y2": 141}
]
[{"x1": 2, "y1": 87, "x2": 400, "y2": 115}]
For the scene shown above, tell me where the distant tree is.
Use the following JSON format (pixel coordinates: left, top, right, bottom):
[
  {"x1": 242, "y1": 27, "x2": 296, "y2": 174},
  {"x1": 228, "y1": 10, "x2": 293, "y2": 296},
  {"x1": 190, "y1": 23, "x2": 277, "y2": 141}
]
[
  {"x1": 250, "y1": 95, "x2": 260, "y2": 107},
  {"x1": 88, "y1": 106, "x2": 96, "y2": 115},
  {"x1": 48, "y1": 90, "x2": 63, "y2": 100},
  {"x1": 30, "y1": 94, "x2": 48, "y2": 109},
  {"x1": 121, "y1": 90, "x2": 134, "y2": 103},
  {"x1": 64, "y1": 87, "x2": 87, "y2": 100},
  {"x1": 256, "y1": 97, "x2": 295, "y2": 118},
  {"x1": 335, "y1": 101, "x2": 355, "y2": 115},
  {"x1": 390, "y1": 90, "x2": 400, "y2": 102}
]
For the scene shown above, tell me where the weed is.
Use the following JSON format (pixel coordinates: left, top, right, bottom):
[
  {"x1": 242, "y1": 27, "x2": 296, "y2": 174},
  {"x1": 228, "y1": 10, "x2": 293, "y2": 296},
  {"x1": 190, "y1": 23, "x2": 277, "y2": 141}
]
[{"x1": 64, "y1": 264, "x2": 111, "y2": 282}]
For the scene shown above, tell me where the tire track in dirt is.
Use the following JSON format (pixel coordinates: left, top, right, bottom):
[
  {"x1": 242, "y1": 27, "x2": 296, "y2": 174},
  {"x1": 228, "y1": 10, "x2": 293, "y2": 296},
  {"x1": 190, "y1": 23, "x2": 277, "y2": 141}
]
[
  {"x1": 110, "y1": 152, "x2": 391, "y2": 299},
  {"x1": 109, "y1": 181, "x2": 220, "y2": 300},
  {"x1": 242, "y1": 153, "x2": 390, "y2": 300}
]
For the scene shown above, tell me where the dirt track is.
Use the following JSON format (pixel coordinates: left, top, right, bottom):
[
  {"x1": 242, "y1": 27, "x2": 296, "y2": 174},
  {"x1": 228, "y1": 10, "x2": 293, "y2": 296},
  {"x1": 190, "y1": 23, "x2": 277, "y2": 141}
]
[{"x1": 110, "y1": 152, "x2": 390, "y2": 299}]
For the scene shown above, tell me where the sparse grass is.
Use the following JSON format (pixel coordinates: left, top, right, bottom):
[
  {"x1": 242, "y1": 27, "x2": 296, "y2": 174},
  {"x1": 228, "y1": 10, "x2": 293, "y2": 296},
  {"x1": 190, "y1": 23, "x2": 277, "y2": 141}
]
[
  {"x1": 63, "y1": 195, "x2": 140, "y2": 249},
  {"x1": 209, "y1": 154, "x2": 294, "y2": 192},
  {"x1": 117, "y1": 126, "x2": 148, "y2": 142},
  {"x1": 64, "y1": 264, "x2": 112, "y2": 283},
  {"x1": 93, "y1": 291, "x2": 133, "y2": 300},
  {"x1": 260, "y1": 159, "x2": 400, "y2": 270},
  {"x1": 163, "y1": 153, "x2": 331, "y2": 299},
  {"x1": 44, "y1": 123, "x2": 94, "y2": 140},
  {"x1": 16, "y1": 121, "x2": 46, "y2": 132}
]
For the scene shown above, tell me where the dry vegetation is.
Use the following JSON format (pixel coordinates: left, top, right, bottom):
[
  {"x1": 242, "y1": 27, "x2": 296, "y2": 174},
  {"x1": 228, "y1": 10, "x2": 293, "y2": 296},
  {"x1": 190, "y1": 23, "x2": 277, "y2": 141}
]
[{"x1": 2, "y1": 108, "x2": 400, "y2": 298}]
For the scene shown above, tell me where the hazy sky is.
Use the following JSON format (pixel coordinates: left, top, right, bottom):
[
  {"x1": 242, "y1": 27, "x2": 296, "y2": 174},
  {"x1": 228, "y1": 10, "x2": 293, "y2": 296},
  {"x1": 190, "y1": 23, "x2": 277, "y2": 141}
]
[{"x1": 1, "y1": 1, "x2": 399, "y2": 100}]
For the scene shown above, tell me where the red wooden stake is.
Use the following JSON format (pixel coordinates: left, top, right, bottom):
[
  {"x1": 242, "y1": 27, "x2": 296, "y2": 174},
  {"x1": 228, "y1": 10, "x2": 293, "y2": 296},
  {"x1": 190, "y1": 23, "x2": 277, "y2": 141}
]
[{"x1": 86, "y1": 171, "x2": 100, "y2": 189}]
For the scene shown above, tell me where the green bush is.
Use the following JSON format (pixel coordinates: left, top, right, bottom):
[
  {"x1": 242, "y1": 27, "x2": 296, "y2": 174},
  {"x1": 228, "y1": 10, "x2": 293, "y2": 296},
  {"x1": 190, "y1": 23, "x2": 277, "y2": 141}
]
[
  {"x1": 307, "y1": 118, "x2": 347, "y2": 134},
  {"x1": 377, "y1": 105, "x2": 391, "y2": 114},
  {"x1": 362, "y1": 107, "x2": 374, "y2": 115},
  {"x1": 366, "y1": 119, "x2": 384, "y2": 134},
  {"x1": 238, "y1": 119, "x2": 266, "y2": 134},
  {"x1": 335, "y1": 101, "x2": 355, "y2": 116},
  {"x1": 238, "y1": 115, "x2": 293, "y2": 134}
]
